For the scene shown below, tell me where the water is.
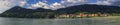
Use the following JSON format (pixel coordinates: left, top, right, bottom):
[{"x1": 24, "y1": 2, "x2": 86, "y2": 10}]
[{"x1": 0, "y1": 16, "x2": 120, "y2": 25}]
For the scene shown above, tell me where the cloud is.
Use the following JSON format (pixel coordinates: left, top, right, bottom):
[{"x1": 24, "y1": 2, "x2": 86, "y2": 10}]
[
  {"x1": 50, "y1": 0, "x2": 87, "y2": 10},
  {"x1": 0, "y1": 0, "x2": 25, "y2": 14},
  {"x1": 61, "y1": 0, "x2": 87, "y2": 6},
  {"x1": 108, "y1": 0, "x2": 120, "y2": 6},
  {"x1": 29, "y1": 2, "x2": 65, "y2": 10},
  {"x1": 28, "y1": 1, "x2": 50, "y2": 9},
  {"x1": 49, "y1": 0, "x2": 87, "y2": 10},
  {"x1": 50, "y1": 2, "x2": 65, "y2": 10},
  {"x1": 95, "y1": 1, "x2": 111, "y2": 5},
  {"x1": 28, "y1": 0, "x2": 87, "y2": 10},
  {"x1": 94, "y1": 0, "x2": 120, "y2": 6},
  {"x1": 19, "y1": 1, "x2": 27, "y2": 7}
]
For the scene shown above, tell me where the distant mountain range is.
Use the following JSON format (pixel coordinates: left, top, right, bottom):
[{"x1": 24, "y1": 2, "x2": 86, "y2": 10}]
[{"x1": 0, "y1": 4, "x2": 120, "y2": 18}]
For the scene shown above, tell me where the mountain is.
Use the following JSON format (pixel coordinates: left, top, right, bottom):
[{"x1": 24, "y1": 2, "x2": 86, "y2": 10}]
[
  {"x1": 56, "y1": 4, "x2": 120, "y2": 14},
  {"x1": 4, "y1": 6, "x2": 39, "y2": 14},
  {"x1": 0, "y1": 6, "x2": 55, "y2": 18}
]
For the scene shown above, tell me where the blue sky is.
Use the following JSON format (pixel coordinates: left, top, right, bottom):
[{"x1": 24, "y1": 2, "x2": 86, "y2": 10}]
[
  {"x1": 26, "y1": 0, "x2": 97, "y2": 5},
  {"x1": 47, "y1": 0, "x2": 61, "y2": 5},
  {"x1": 27, "y1": 0, "x2": 62, "y2": 5},
  {"x1": 87, "y1": 0, "x2": 97, "y2": 3},
  {"x1": 23, "y1": 0, "x2": 99, "y2": 9},
  {"x1": 23, "y1": 0, "x2": 62, "y2": 8}
]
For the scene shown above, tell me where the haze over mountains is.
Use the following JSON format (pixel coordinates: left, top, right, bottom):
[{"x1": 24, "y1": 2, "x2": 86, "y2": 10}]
[{"x1": 0, "y1": 4, "x2": 120, "y2": 18}]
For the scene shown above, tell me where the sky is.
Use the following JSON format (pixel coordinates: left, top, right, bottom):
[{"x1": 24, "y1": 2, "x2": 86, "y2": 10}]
[{"x1": 0, "y1": 0, "x2": 120, "y2": 13}]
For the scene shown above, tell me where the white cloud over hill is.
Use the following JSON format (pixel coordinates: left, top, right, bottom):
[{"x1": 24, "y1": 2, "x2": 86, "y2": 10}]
[
  {"x1": 28, "y1": 1, "x2": 49, "y2": 9},
  {"x1": 0, "y1": 0, "x2": 25, "y2": 14},
  {"x1": 61, "y1": 0, "x2": 87, "y2": 6},
  {"x1": 94, "y1": 0, "x2": 120, "y2": 6},
  {"x1": 28, "y1": 0, "x2": 87, "y2": 10}
]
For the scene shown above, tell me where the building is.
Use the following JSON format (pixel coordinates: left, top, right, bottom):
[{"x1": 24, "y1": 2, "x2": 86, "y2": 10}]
[
  {"x1": 100, "y1": 14, "x2": 109, "y2": 17},
  {"x1": 55, "y1": 13, "x2": 109, "y2": 18},
  {"x1": 88, "y1": 14, "x2": 99, "y2": 17},
  {"x1": 56, "y1": 14, "x2": 70, "y2": 18}
]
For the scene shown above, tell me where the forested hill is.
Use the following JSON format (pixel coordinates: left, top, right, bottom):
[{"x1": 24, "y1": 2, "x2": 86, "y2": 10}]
[
  {"x1": 3, "y1": 6, "x2": 39, "y2": 14},
  {"x1": 56, "y1": 4, "x2": 120, "y2": 14},
  {"x1": 0, "y1": 6, "x2": 55, "y2": 18},
  {"x1": 3, "y1": 6, "x2": 54, "y2": 14}
]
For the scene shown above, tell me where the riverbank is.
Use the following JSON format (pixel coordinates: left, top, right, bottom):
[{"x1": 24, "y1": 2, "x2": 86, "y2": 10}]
[{"x1": 0, "y1": 16, "x2": 119, "y2": 19}]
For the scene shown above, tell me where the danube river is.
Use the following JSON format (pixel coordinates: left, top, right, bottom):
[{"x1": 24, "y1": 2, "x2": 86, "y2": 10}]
[{"x1": 0, "y1": 16, "x2": 120, "y2": 25}]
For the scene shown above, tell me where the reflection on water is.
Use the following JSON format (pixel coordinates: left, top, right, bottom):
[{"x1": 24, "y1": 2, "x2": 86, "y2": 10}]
[{"x1": 0, "y1": 16, "x2": 120, "y2": 25}]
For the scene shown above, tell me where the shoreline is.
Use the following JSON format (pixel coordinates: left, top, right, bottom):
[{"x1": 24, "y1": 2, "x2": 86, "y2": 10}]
[{"x1": 0, "y1": 16, "x2": 119, "y2": 19}]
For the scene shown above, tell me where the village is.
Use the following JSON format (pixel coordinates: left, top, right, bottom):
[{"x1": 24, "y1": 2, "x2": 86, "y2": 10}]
[{"x1": 55, "y1": 13, "x2": 109, "y2": 18}]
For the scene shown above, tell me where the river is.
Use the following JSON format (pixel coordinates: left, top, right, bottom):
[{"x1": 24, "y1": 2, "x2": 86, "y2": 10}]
[{"x1": 0, "y1": 16, "x2": 120, "y2": 25}]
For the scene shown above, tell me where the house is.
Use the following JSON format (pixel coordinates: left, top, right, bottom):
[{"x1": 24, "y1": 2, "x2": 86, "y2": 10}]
[
  {"x1": 88, "y1": 14, "x2": 99, "y2": 17},
  {"x1": 57, "y1": 14, "x2": 70, "y2": 18},
  {"x1": 55, "y1": 13, "x2": 109, "y2": 18},
  {"x1": 69, "y1": 14, "x2": 77, "y2": 17},
  {"x1": 100, "y1": 14, "x2": 109, "y2": 17},
  {"x1": 76, "y1": 15, "x2": 81, "y2": 17},
  {"x1": 80, "y1": 14, "x2": 88, "y2": 17}
]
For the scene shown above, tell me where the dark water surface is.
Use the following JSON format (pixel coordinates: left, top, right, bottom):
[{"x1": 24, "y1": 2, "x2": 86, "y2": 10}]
[{"x1": 0, "y1": 16, "x2": 120, "y2": 25}]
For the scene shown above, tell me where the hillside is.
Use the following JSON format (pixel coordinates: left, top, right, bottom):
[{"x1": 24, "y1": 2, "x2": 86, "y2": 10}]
[
  {"x1": 0, "y1": 6, "x2": 55, "y2": 18},
  {"x1": 56, "y1": 4, "x2": 120, "y2": 14}
]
